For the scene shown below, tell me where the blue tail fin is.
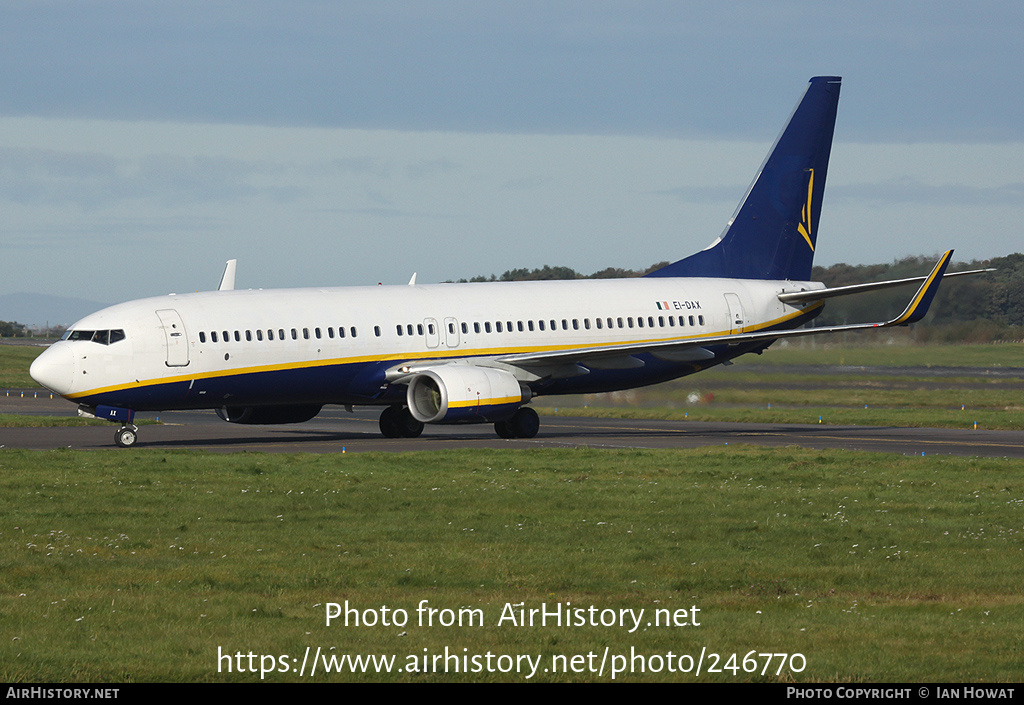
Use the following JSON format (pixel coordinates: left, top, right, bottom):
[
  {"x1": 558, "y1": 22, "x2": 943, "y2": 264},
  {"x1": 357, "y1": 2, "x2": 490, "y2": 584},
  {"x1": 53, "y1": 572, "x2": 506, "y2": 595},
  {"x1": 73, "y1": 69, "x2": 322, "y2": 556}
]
[{"x1": 646, "y1": 76, "x2": 841, "y2": 281}]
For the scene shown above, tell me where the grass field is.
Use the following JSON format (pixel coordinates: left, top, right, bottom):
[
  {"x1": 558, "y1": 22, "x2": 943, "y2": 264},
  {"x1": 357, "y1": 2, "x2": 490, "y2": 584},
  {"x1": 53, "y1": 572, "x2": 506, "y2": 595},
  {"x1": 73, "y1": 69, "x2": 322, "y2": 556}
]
[{"x1": 2, "y1": 447, "x2": 1022, "y2": 682}]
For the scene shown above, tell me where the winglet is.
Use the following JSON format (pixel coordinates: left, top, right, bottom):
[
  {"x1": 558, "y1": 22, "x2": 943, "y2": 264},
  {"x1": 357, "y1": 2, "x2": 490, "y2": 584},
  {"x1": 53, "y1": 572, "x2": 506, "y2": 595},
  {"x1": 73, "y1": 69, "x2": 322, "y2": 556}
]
[
  {"x1": 887, "y1": 250, "x2": 952, "y2": 326},
  {"x1": 218, "y1": 259, "x2": 237, "y2": 291}
]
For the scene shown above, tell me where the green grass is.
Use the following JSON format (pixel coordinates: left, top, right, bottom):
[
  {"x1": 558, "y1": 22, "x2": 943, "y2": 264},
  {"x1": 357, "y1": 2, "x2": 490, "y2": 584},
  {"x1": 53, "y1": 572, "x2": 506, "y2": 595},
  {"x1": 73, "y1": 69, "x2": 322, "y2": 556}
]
[
  {"x1": 2, "y1": 447, "x2": 1022, "y2": 682},
  {"x1": 0, "y1": 414, "x2": 108, "y2": 427},
  {"x1": 0, "y1": 344, "x2": 47, "y2": 388},
  {"x1": 536, "y1": 404, "x2": 1024, "y2": 430},
  {"x1": 731, "y1": 341, "x2": 1024, "y2": 368}
]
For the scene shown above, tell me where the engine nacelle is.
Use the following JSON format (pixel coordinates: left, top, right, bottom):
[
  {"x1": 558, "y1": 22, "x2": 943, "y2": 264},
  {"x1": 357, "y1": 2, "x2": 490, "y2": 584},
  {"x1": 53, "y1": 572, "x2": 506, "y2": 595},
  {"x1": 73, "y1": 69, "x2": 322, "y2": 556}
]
[
  {"x1": 406, "y1": 366, "x2": 526, "y2": 424},
  {"x1": 216, "y1": 404, "x2": 323, "y2": 425}
]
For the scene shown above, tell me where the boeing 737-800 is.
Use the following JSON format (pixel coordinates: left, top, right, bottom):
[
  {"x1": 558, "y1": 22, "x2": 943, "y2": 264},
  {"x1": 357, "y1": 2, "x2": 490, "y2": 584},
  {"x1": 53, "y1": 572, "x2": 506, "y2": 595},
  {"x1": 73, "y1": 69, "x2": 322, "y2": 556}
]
[{"x1": 29, "y1": 77, "x2": 965, "y2": 447}]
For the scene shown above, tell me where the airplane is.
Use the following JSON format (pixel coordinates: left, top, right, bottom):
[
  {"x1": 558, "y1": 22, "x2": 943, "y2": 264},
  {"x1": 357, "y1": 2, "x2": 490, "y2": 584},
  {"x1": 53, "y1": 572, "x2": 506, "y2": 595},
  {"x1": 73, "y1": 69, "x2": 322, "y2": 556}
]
[{"x1": 29, "y1": 76, "x2": 977, "y2": 448}]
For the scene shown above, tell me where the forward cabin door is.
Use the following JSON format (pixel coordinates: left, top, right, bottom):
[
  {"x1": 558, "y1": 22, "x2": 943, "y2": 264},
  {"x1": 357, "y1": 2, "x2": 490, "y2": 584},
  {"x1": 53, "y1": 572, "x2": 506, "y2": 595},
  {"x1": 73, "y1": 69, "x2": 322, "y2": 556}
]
[{"x1": 155, "y1": 309, "x2": 190, "y2": 367}]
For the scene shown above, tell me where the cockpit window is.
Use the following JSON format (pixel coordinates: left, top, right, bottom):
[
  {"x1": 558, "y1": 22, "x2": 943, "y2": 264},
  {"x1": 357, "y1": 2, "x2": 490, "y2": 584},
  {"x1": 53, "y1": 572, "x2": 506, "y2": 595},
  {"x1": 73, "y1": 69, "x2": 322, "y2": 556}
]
[{"x1": 63, "y1": 329, "x2": 126, "y2": 345}]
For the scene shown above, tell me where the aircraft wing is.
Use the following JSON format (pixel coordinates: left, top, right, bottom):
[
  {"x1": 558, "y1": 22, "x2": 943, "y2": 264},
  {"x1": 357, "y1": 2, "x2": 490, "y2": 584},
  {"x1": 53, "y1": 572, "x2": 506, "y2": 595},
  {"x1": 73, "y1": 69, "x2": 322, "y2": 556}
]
[
  {"x1": 778, "y1": 265, "x2": 993, "y2": 304},
  {"x1": 495, "y1": 250, "x2": 955, "y2": 371}
]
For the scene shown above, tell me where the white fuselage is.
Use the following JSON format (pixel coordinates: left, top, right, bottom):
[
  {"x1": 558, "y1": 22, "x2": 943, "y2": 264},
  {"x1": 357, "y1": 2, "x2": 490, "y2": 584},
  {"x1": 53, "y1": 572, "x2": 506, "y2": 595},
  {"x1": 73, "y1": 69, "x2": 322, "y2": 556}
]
[{"x1": 31, "y1": 276, "x2": 823, "y2": 413}]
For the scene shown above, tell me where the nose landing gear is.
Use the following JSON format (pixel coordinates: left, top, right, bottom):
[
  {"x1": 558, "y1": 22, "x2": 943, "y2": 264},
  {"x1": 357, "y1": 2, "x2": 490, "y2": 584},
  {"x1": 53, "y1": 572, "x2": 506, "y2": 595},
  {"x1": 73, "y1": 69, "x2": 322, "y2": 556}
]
[{"x1": 115, "y1": 424, "x2": 139, "y2": 448}]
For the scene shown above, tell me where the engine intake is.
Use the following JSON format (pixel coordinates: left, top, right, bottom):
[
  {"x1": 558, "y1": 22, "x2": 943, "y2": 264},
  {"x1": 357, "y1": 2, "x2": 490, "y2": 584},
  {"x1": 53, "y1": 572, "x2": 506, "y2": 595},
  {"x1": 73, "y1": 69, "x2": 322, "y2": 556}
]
[{"x1": 406, "y1": 366, "x2": 526, "y2": 424}]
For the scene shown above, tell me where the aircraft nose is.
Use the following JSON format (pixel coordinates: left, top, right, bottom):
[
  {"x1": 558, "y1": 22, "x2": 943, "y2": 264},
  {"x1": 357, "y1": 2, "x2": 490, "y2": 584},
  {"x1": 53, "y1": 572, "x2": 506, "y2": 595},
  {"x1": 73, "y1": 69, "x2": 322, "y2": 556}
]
[{"x1": 30, "y1": 344, "x2": 75, "y2": 396}]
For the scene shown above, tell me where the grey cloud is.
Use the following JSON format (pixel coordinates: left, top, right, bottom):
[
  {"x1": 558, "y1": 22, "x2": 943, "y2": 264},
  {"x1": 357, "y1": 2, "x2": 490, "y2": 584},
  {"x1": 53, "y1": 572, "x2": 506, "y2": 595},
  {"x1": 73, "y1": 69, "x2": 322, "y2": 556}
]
[
  {"x1": 831, "y1": 179, "x2": 1024, "y2": 207},
  {"x1": 0, "y1": 147, "x2": 303, "y2": 209}
]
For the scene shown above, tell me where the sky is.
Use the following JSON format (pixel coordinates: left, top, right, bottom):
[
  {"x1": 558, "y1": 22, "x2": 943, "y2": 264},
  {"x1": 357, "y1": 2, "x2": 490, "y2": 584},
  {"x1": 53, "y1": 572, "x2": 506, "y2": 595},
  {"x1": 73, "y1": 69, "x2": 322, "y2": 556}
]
[{"x1": 1, "y1": 1, "x2": 1022, "y2": 305}]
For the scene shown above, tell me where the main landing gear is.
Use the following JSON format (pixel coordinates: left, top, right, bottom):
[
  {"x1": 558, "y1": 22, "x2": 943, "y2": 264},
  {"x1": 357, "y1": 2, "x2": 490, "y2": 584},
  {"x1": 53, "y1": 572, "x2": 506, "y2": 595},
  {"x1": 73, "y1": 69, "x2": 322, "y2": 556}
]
[
  {"x1": 494, "y1": 407, "x2": 540, "y2": 439},
  {"x1": 115, "y1": 423, "x2": 139, "y2": 448},
  {"x1": 378, "y1": 406, "x2": 424, "y2": 438}
]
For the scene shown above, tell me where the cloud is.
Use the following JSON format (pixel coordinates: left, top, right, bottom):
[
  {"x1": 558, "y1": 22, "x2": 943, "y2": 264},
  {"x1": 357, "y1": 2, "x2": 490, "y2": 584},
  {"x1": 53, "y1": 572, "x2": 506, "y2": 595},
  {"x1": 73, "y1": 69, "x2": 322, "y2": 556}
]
[
  {"x1": 0, "y1": 147, "x2": 303, "y2": 209},
  {"x1": 831, "y1": 178, "x2": 1024, "y2": 207}
]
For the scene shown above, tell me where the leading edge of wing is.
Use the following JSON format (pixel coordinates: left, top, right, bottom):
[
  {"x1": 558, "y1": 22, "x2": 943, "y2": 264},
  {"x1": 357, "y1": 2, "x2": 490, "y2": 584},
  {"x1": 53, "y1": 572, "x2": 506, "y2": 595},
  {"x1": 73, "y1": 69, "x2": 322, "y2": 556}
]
[{"x1": 496, "y1": 251, "x2": 954, "y2": 370}]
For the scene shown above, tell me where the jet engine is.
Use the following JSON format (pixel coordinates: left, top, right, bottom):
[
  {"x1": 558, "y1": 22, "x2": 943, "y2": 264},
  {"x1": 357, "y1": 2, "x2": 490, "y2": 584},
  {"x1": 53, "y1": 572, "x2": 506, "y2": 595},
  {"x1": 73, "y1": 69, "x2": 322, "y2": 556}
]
[
  {"x1": 406, "y1": 365, "x2": 527, "y2": 424},
  {"x1": 216, "y1": 404, "x2": 323, "y2": 425}
]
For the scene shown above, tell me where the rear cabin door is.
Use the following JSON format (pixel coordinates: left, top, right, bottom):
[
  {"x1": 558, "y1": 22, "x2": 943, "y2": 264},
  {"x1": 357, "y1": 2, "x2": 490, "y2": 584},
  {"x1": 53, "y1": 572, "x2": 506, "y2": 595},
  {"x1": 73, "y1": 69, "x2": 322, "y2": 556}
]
[
  {"x1": 724, "y1": 293, "x2": 744, "y2": 335},
  {"x1": 155, "y1": 309, "x2": 190, "y2": 367}
]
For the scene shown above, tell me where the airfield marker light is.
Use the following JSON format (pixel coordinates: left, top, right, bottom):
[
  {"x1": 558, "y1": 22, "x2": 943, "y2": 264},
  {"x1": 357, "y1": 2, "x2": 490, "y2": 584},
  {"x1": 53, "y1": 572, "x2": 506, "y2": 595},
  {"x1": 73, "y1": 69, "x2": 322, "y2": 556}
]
[
  {"x1": 343, "y1": 447, "x2": 346, "y2": 453},
  {"x1": 974, "y1": 421, "x2": 978, "y2": 430},
  {"x1": 818, "y1": 416, "x2": 822, "y2": 424}
]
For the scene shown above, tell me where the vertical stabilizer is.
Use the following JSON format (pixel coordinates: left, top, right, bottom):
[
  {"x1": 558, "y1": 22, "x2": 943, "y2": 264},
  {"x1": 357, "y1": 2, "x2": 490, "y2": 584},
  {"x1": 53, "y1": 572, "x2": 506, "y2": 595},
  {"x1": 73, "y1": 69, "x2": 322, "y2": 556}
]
[{"x1": 647, "y1": 76, "x2": 841, "y2": 281}]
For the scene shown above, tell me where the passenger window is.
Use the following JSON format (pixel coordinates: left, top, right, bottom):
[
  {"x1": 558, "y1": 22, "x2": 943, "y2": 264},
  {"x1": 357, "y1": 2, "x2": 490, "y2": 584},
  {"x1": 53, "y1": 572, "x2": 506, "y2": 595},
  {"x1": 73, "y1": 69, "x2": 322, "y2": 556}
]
[
  {"x1": 374, "y1": 326, "x2": 381, "y2": 337},
  {"x1": 303, "y1": 328, "x2": 309, "y2": 340},
  {"x1": 496, "y1": 322, "x2": 503, "y2": 333},
  {"x1": 199, "y1": 332, "x2": 207, "y2": 343},
  {"x1": 211, "y1": 331, "x2": 218, "y2": 343},
  {"x1": 350, "y1": 327, "x2": 357, "y2": 338},
  {"x1": 246, "y1": 330, "x2": 252, "y2": 341},
  {"x1": 397, "y1": 325, "x2": 404, "y2": 336},
  {"x1": 278, "y1": 329, "x2": 285, "y2": 340},
  {"x1": 257, "y1": 330, "x2": 263, "y2": 341},
  {"x1": 268, "y1": 330, "x2": 274, "y2": 341}
]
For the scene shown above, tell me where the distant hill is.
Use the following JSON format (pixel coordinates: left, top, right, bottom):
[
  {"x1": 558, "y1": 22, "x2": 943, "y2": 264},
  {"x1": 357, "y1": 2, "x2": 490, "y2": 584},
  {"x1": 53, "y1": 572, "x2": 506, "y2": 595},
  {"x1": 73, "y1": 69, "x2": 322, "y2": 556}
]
[{"x1": 0, "y1": 293, "x2": 111, "y2": 329}]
